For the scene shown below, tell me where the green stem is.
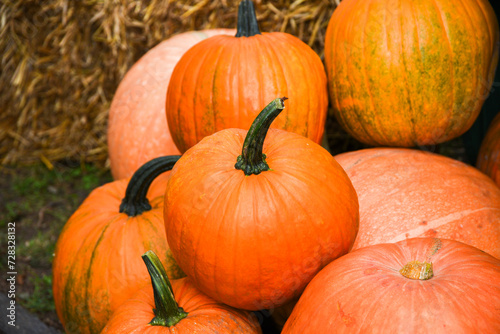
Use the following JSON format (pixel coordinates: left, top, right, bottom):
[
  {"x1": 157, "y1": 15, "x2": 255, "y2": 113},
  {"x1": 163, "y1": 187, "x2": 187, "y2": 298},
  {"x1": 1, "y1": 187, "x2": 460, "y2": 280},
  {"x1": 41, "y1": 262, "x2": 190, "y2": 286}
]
[
  {"x1": 119, "y1": 155, "x2": 181, "y2": 216},
  {"x1": 235, "y1": 97, "x2": 287, "y2": 175},
  {"x1": 235, "y1": 0, "x2": 261, "y2": 37},
  {"x1": 142, "y1": 250, "x2": 188, "y2": 326}
]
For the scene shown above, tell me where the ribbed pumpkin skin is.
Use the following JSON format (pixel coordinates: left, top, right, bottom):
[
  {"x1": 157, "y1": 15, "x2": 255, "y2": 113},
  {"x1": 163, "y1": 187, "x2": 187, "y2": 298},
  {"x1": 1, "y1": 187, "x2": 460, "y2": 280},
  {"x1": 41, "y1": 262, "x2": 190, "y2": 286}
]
[
  {"x1": 165, "y1": 32, "x2": 328, "y2": 153},
  {"x1": 282, "y1": 238, "x2": 500, "y2": 333},
  {"x1": 164, "y1": 128, "x2": 359, "y2": 310},
  {"x1": 107, "y1": 29, "x2": 234, "y2": 180},
  {"x1": 334, "y1": 148, "x2": 500, "y2": 258},
  {"x1": 52, "y1": 173, "x2": 183, "y2": 334},
  {"x1": 324, "y1": 0, "x2": 499, "y2": 147},
  {"x1": 101, "y1": 277, "x2": 262, "y2": 334},
  {"x1": 477, "y1": 111, "x2": 500, "y2": 185}
]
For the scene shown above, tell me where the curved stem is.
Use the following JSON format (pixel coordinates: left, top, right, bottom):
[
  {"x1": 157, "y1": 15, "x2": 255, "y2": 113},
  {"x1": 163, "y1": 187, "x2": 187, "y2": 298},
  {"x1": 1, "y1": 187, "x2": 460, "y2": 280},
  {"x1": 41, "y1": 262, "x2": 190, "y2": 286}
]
[
  {"x1": 119, "y1": 155, "x2": 181, "y2": 216},
  {"x1": 235, "y1": 0, "x2": 261, "y2": 37},
  {"x1": 142, "y1": 250, "x2": 188, "y2": 326},
  {"x1": 235, "y1": 97, "x2": 287, "y2": 175}
]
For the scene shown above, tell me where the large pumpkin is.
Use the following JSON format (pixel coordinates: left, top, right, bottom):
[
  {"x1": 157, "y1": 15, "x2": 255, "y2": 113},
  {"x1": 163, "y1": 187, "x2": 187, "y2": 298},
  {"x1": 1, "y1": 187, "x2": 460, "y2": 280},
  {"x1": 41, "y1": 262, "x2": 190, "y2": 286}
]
[
  {"x1": 165, "y1": 0, "x2": 328, "y2": 153},
  {"x1": 477, "y1": 111, "x2": 500, "y2": 185},
  {"x1": 282, "y1": 238, "x2": 500, "y2": 333},
  {"x1": 324, "y1": 0, "x2": 499, "y2": 147},
  {"x1": 53, "y1": 156, "x2": 184, "y2": 334},
  {"x1": 334, "y1": 148, "x2": 500, "y2": 258},
  {"x1": 164, "y1": 98, "x2": 359, "y2": 310},
  {"x1": 107, "y1": 29, "x2": 234, "y2": 180},
  {"x1": 102, "y1": 251, "x2": 262, "y2": 334}
]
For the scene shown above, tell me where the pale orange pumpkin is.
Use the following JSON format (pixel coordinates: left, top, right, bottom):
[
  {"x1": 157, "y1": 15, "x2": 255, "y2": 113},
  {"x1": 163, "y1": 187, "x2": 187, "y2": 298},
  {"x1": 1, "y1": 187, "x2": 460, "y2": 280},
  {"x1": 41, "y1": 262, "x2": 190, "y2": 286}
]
[
  {"x1": 283, "y1": 238, "x2": 500, "y2": 333},
  {"x1": 107, "y1": 29, "x2": 234, "y2": 180},
  {"x1": 334, "y1": 148, "x2": 500, "y2": 258}
]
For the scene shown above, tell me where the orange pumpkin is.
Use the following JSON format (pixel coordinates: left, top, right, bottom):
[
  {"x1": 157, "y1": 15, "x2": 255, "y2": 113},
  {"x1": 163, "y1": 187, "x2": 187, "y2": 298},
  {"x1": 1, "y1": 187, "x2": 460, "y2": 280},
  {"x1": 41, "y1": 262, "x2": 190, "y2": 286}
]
[
  {"x1": 164, "y1": 98, "x2": 359, "y2": 310},
  {"x1": 282, "y1": 238, "x2": 500, "y2": 333},
  {"x1": 165, "y1": 0, "x2": 328, "y2": 153},
  {"x1": 324, "y1": 0, "x2": 499, "y2": 147},
  {"x1": 477, "y1": 111, "x2": 500, "y2": 185},
  {"x1": 53, "y1": 156, "x2": 184, "y2": 333},
  {"x1": 101, "y1": 251, "x2": 262, "y2": 334},
  {"x1": 107, "y1": 29, "x2": 234, "y2": 180},
  {"x1": 334, "y1": 148, "x2": 500, "y2": 258}
]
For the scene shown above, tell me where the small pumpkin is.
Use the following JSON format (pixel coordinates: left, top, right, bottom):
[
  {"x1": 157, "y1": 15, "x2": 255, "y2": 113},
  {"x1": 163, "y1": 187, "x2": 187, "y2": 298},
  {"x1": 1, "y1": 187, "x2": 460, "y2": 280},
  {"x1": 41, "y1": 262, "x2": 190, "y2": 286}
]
[
  {"x1": 107, "y1": 29, "x2": 234, "y2": 180},
  {"x1": 101, "y1": 251, "x2": 262, "y2": 334},
  {"x1": 164, "y1": 98, "x2": 359, "y2": 310},
  {"x1": 477, "y1": 111, "x2": 500, "y2": 185},
  {"x1": 334, "y1": 147, "x2": 500, "y2": 258},
  {"x1": 53, "y1": 155, "x2": 184, "y2": 334},
  {"x1": 324, "y1": 0, "x2": 499, "y2": 147},
  {"x1": 165, "y1": 0, "x2": 328, "y2": 153},
  {"x1": 282, "y1": 238, "x2": 500, "y2": 333}
]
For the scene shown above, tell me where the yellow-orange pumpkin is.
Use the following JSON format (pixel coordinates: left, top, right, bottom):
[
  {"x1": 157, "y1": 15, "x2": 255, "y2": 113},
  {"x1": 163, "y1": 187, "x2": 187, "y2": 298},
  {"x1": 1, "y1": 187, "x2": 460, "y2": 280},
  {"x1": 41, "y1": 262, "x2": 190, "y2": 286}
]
[
  {"x1": 324, "y1": 0, "x2": 499, "y2": 147},
  {"x1": 165, "y1": 0, "x2": 328, "y2": 153}
]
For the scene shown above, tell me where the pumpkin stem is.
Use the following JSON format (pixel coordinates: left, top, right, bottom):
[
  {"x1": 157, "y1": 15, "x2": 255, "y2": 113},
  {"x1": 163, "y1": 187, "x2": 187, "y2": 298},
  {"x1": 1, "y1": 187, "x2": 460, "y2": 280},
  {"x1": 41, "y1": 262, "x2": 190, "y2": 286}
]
[
  {"x1": 120, "y1": 155, "x2": 181, "y2": 216},
  {"x1": 399, "y1": 261, "x2": 434, "y2": 280},
  {"x1": 235, "y1": 97, "x2": 287, "y2": 175},
  {"x1": 142, "y1": 250, "x2": 188, "y2": 326},
  {"x1": 235, "y1": 0, "x2": 261, "y2": 37}
]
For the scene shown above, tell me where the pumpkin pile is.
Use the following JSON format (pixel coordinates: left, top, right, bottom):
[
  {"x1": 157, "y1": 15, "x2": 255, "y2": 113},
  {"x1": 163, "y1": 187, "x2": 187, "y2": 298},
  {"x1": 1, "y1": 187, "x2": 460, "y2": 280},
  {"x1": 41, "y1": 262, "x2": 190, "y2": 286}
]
[{"x1": 53, "y1": 0, "x2": 500, "y2": 333}]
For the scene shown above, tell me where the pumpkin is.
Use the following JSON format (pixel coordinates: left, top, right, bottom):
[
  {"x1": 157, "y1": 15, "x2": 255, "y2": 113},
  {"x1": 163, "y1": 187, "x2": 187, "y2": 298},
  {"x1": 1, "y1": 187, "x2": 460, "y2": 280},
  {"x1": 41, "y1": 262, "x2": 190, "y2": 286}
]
[
  {"x1": 53, "y1": 155, "x2": 184, "y2": 334},
  {"x1": 101, "y1": 251, "x2": 262, "y2": 333},
  {"x1": 164, "y1": 98, "x2": 359, "y2": 310},
  {"x1": 107, "y1": 29, "x2": 235, "y2": 180},
  {"x1": 165, "y1": 0, "x2": 328, "y2": 153},
  {"x1": 282, "y1": 238, "x2": 500, "y2": 333},
  {"x1": 477, "y1": 111, "x2": 500, "y2": 185},
  {"x1": 324, "y1": 0, "x2": 499, "y2": 147},
  {"x1": 334, "y1": 147, "x2": 500, "y2": 258}
]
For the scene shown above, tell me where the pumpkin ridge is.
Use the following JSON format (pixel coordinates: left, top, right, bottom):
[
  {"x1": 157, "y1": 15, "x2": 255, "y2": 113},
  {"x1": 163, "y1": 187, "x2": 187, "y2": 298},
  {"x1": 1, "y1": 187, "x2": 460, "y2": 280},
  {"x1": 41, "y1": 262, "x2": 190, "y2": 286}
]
[
  {"x1": 430, "y1": 0, "x2": 456, "y2": 140},
  {"x1": 61, "y1": 216, "x2": 115, "y2": 331},
  {"x1": 405, "y1": 0, "x2": 423, "y2": 145},
  {"x1": 360, "y1": 0, "x2": 390, "y2": 145},
  {"x1": 479, "y1": 0, "x2": 500, "y2": 77},
  {"x1": 212, "y1": 175, "x2": 248, "y2": 303},
  {"x1": 210, "y1": 39, "x2": 228, "y2": 133},
  {"x1": 64, "y1": 220, "x2": 112, "y2": 332},
  {"x1": 476, "y1": 0, "x2": 494, "y2": 53},
  {"x1": 270, "y1": 33, "x2": 320, "y2": 138},
  {"x1": 86, "y1": 221, "x2": 115, "y2": 333},
  {"x1": 444, "y1": 0, "x2": 478, "y2": 137},
  {"x1": 185, "y1": 170, "x2": 243, "y2": 301},
  {"x1": 260, "y1": 34, "x2": 290, "y2": 131},
  {"x1": 193, "y1": 43, "x2": 224, "y2": 144}
]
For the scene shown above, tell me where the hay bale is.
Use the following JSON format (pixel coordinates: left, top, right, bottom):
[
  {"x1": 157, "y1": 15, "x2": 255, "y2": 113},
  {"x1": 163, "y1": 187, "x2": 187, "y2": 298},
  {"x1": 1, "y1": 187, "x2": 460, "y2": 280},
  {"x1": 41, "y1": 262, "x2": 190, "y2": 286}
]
[{"x1": 0, "y1": 0, "x2": 340, "y2": 168}]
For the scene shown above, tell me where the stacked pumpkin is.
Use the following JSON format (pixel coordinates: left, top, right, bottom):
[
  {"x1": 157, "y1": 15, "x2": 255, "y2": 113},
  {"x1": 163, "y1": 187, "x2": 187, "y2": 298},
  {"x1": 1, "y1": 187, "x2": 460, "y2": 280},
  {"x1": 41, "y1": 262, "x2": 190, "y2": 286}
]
[{"x1": 53, "y1": 0, "x2": 500, "y2": 333}]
